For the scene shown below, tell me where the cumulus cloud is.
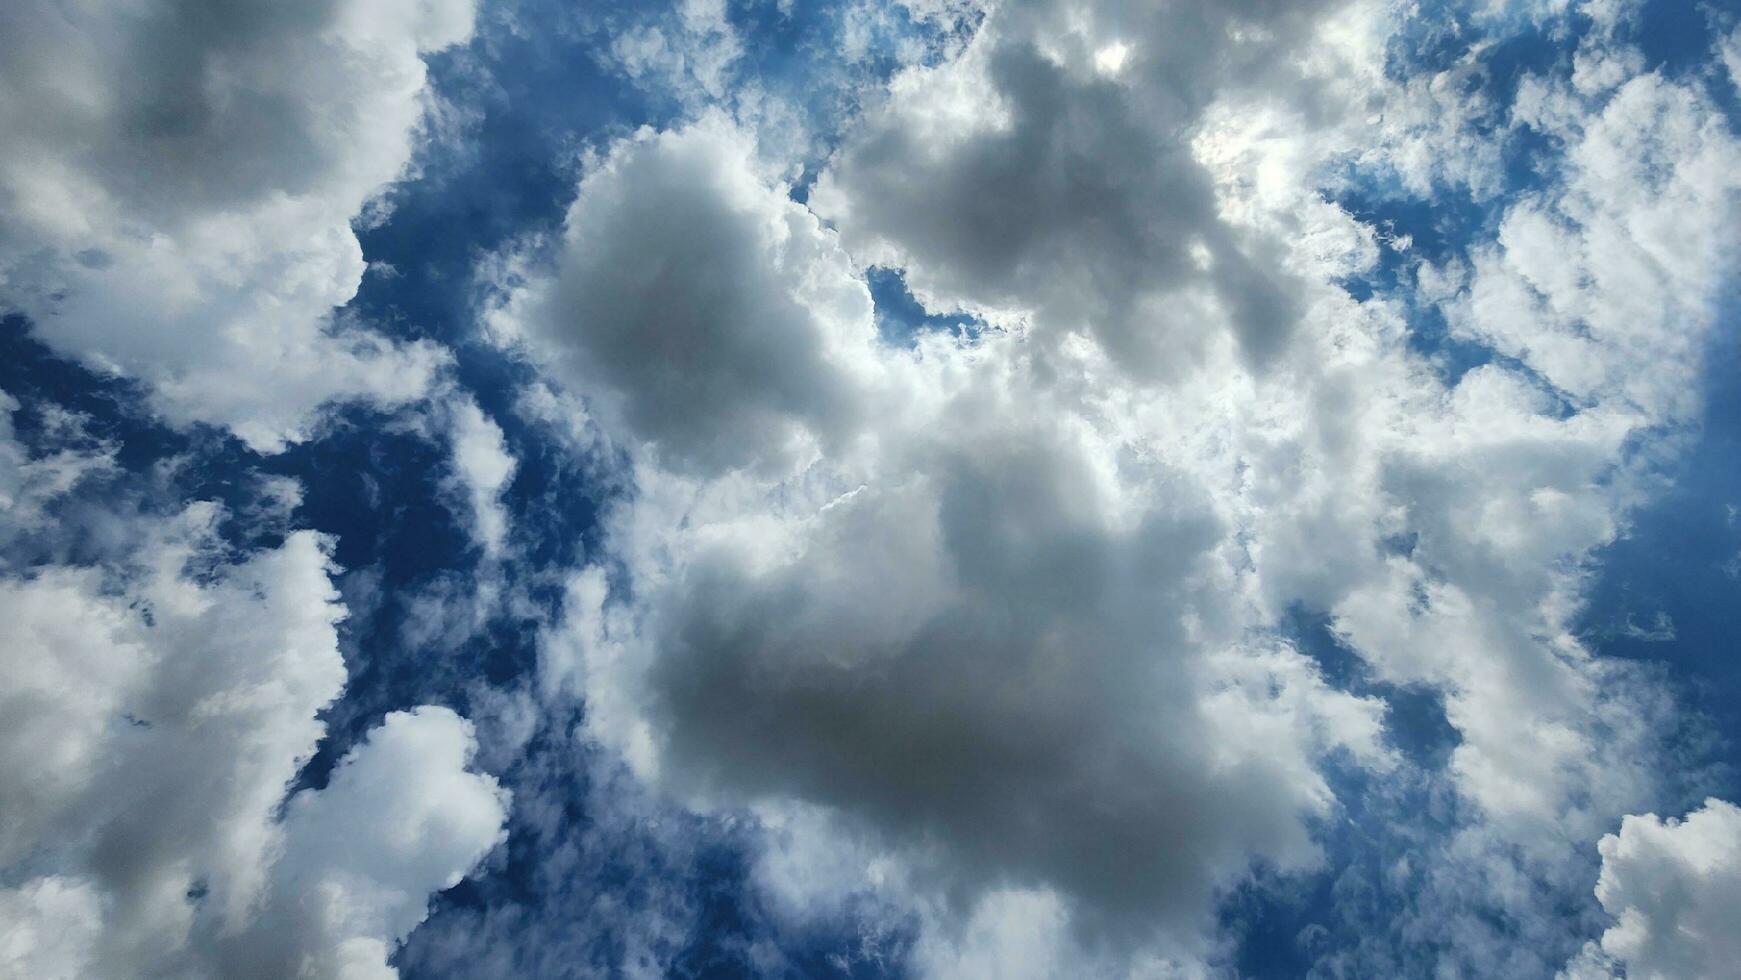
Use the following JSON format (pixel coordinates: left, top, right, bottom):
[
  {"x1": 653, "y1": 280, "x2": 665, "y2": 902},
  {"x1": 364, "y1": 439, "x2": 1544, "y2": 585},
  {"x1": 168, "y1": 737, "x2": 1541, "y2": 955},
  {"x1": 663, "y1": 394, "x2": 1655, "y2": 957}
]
[
  {"x1": 0, "y1": 485, "x2": 507, "y2": 977},
  {"x1": 1562, "y1": 798, "x2": 1741, "y2": 980},
  {"x1": 500, "y1": 0, "x2": 1741, "y2": 972},
  {"x1": 4, "y1": 0, "x2": 1727, "y2": 974},
  {"x1": 0, "y1": 0, "x2": 477, "y2": 450},
  {"x1": 807, "y1": 0, "x2": 1352, "y2": 375},
  {"x1": 517, "y1": 111, "x2": 1393, "y2": 967},
  {"x1": 492, "y1": 115, "x2": 879, "y2": 475},
  {"x1": 215, "y1": 706, "x2": 510, "y2": 979}
]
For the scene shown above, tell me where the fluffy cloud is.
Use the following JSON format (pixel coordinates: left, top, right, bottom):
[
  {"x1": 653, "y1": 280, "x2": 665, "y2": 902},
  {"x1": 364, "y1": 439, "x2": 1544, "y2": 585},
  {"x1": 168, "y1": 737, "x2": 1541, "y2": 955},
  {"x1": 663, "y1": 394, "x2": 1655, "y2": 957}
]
[
  {"x1": 519, "y1": 111, "x2": 1393, "y2": 967},
  {"x1": 493, "y1": 115, "x2": 879, "y2": 476},
  {"x1": 5, "y1": 0, "x2": 1725, "y2": 974},
  {"x1": 215, "y1": 706, "x2": 511, "y2": 979},
  {"x1": 1324, "y1": 10, "x2": 1741, "y2": 846},
  {"x1": 0, "y1": 0, "x2": 476, "y2": 450},
  {"x1": 0, "y1": 449, "x2": 508, "y2": 977},
  {"x1": 503, "y1": 0, "x2": 1741, "y2": 973},
  {"x1": 1563, "y1": 798, "x2": 1741, "y2": 980},
  {"x1": 808, "y1": 0, "x2": 1351, "y2": 375}
]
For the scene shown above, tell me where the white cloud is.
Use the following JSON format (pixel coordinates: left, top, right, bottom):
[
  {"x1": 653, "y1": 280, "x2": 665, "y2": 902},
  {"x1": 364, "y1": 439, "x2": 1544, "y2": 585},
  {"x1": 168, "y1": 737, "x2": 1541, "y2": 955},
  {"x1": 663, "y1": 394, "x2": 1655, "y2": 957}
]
[
  {"x1": 445, "y1": 397, "x2": 518, "y2": 559},
  {"x1": 0, "y1": 0, "x2": 477, "y2": 451},
  {"x1": 1723, "y1": 24, "x2": 1741, "y2": 94},
  {"x1": 1561, "y1": 798, "x2": 1741, "y2": 980},
  {"x1": 0, "y1": 496, "x2": 507, "y2": 978},
  {"x1": 0, "y1": 877, "x2": 103, "y2": 980},
  {"x1": 1451, "y1": 68, "x2": 1741, "y2": 422},
  {"x1": 604, "y1": 0, "x2": 744, "y2": 107},
  {"x1": 0, "y1": 389, "x2": 115, "y2": 551},
  {"x1": 215, "y1": 707, "x2": 510, "y2": 979}
]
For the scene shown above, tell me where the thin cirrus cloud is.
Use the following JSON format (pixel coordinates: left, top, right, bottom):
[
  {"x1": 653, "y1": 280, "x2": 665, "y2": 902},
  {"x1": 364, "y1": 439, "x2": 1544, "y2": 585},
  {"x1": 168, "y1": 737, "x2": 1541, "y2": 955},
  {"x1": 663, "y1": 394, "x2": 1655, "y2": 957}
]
[{"x1": 3, "y1": 0, "x2": 1741, "y2": 978}]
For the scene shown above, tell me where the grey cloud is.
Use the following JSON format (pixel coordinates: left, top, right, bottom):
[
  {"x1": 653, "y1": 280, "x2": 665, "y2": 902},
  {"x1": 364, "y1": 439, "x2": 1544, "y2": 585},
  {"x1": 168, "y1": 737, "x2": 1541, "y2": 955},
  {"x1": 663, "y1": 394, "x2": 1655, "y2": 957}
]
[
  {"x1": 501, "y1": 118, "x2": 875, "y2": 474},
  {"x1": 522, "y1": 2, "x2": 1741, "y2": 975},
  {"x1": 809, "y1": 0, "x2": 1343, "y2": 374},
  {"x1": 644, "y1": 434, "x2": 1259, "y2": 934},
  {"x1": 564, "y1": 363, "x2": 1388, "y2": 958}
]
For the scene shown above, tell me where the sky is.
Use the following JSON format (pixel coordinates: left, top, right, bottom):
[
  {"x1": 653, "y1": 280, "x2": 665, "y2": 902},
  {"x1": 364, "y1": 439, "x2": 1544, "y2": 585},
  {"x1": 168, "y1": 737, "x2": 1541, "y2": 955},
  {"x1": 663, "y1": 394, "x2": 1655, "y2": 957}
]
[{"x1": 2, "y1": 1, "x2": 1741, "y2": 978}]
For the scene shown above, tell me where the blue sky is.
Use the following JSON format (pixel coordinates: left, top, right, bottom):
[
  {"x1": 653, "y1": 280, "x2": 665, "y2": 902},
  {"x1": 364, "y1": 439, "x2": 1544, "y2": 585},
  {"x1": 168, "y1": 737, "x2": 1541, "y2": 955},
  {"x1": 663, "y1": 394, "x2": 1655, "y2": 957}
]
[{"x1": 3, "y1": 1, "x2": 1741, "y2": 978}]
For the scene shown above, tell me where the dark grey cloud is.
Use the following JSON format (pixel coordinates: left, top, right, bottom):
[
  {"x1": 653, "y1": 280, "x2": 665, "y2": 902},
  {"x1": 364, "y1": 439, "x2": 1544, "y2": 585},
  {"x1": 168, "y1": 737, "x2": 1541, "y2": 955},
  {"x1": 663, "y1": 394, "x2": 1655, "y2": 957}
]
[
  {"x1": 499, "y1": 117, "x2": 877, "y2": 475},
  {"x1": 637, "y1": 417, "x2": 1347, "y2": 941},
  {"x1": 810, "y1": 0, "x2": 1345, "y2": 375}
]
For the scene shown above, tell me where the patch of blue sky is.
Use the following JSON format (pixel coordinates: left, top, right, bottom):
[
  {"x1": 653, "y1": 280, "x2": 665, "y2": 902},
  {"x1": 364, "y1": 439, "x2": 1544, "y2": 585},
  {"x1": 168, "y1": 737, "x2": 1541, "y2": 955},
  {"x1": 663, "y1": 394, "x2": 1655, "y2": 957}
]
[
  {"x1": 0, "y1": 316, "x2": 301, "y2": 561},
  {"x1": 1223, "y1": 606, "x2": 1468, "y2": 976},
  {"x1": 866, "y1": 265, "x2": 987, "y2": 347},
  {"x1": 394, "y1": 710, "x2": 917, "y2": 979},
  {"x1": 1575, "y1": 298, "x2": 1741, "y2": 795},
  {"x1": 351, "y1": 9, "x2": 659, "y2": 353},
  {"x1": 724, "y1": 0, "x2": 980, "y2": 204},
  {"x1": 268, "y1": 411, "x2": 521, "y2": 791},
  {"x1": 300, "y1": 0, "x2": 651, "y2": 736},
  {"x1": 1632, "y1": 0, "x2": 1737, "y2": 81}
]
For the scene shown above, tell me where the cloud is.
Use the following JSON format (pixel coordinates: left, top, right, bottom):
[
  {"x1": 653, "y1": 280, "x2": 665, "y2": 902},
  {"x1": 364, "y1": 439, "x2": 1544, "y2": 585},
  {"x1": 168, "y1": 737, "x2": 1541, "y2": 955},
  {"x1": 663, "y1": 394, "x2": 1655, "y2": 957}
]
[
  {"x1": 807, "y1": 0, "x2": 1357, "y2": 376},
  {"x1": 499, "y1": 1, "x2": 1741, "y2": 973},
  {"x1": 1456, "y1": 57, "x2": 1741, "y2": 422},
  {"x1": 603, "y1": 0, "x2": 745, "y2": 108},
  {"x1": 491, "y1": 115, "x2": 879, "y2": 476},
  {"x1": 0, "y1": 490, "x2": 506, "y2": 978},
  {"x1": 0, "y1": 876, "x2": 103, "y2": 979},
  {"x1": 0, "y1": 389, "x2": 116, "y2": 551},
  {"x1": 1, "y1": 0, "x2": 1729, "y2": 975},
  {"x1": 521, "y1": 113, "x2": 1393, "y2": 967},
  {"x1": 1561, "y1": 798, "x2": 1741, "y2": 980},
  {"x1": 445, "y1": 397, "x2": 519, "y2": 560},
  {"x1": 0, "y1": 0, "x2": 477, "y2": 450},
  {"x1": 0, "y1": 511, "x2": 346, "y2": 918}
]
